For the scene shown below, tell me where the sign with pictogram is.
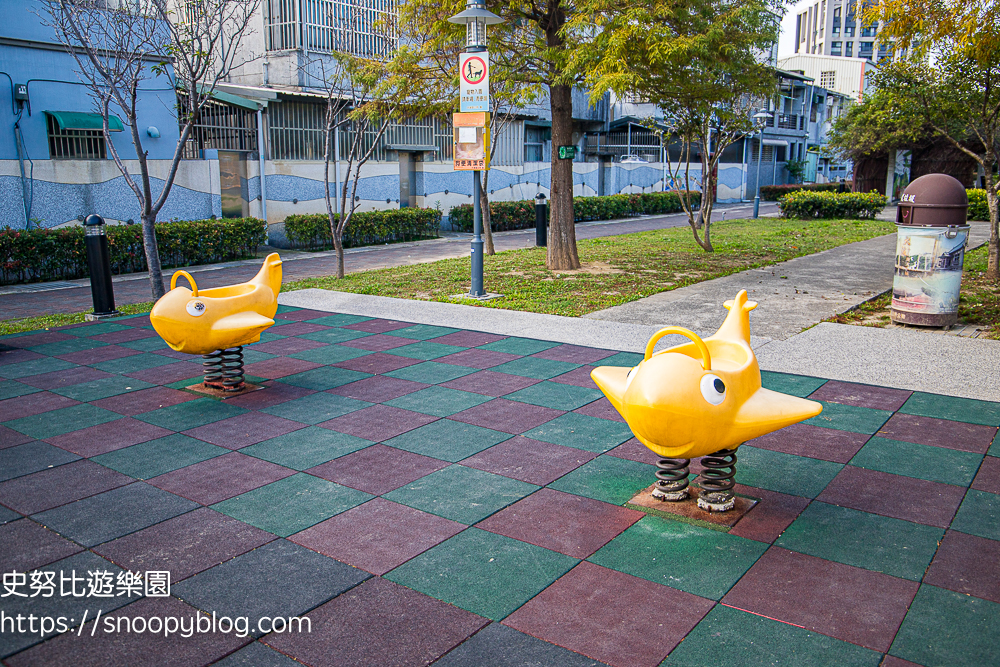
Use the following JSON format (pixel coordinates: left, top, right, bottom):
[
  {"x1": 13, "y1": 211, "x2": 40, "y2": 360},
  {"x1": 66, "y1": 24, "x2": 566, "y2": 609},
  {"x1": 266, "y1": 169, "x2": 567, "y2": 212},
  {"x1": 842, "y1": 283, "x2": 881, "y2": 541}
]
[
  {"x1": 453, "y1": 112, "x2": 490, "y2": 171},
  {"x1": 459, "y1": 52, "x2": 489, "y2": 112}
]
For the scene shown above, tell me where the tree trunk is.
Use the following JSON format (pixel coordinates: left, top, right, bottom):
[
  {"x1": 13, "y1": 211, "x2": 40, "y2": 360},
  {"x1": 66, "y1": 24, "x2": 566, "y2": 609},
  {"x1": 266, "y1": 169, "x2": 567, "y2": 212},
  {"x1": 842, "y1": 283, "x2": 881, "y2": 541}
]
[
  {"x1": 481, "y1": 169, "x2": 495, "y2": 255},
  {"x1": 334, "y1": 227, "x2": 346, "y2": 279},
  {"x1": 141, "y1": 214, "x2": 165, "y2": 299},
  {"x1": 699, "y1": 155, "x2": 716, "y2": 252},
  {"x1": 986, "y1": 169, "x2": 999, "y2": 282},
  {"x1": 547, "y1": 83, "x2": 580, "y2": 270}
]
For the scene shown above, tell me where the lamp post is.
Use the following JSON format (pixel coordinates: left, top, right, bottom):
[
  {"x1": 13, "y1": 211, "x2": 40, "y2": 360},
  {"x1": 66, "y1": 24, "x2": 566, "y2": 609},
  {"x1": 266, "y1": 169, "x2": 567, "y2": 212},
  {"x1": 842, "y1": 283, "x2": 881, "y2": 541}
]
[
  {"x1": 752, "y1": 110, "x2": 772, "y2": 219},
  {"x1": 449, "y1": 0, "x2": 502, "y2": 298}
]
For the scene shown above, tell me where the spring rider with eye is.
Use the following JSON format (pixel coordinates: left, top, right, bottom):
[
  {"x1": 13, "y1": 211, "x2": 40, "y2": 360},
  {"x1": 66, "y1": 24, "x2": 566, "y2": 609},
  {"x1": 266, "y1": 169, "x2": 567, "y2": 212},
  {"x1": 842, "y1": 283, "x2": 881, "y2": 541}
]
[
  {"x1": 150, "y1": 253, "x2": 282, "y2": 394},
  {"x1": 591, "y1": 290, "x2": 822, "y2": 512}
]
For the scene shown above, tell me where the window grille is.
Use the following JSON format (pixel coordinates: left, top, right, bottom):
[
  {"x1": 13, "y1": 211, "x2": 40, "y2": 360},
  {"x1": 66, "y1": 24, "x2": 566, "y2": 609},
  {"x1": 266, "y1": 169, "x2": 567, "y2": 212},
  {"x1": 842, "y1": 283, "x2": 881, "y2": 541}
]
[
  {"x1": 180, "y1": 95, "x2": 258, "y2": 159},
  {"x1": 47, "y1": 114, "x2": 107, "y2": 159},
  {"x1": 265, "y1": 0, "x2": 397, "y2": 58},
  {"x1": 268, "y1": 100, "x2": 326, "y2": 160},
  {"x1": 820, "y1": 71, "x2": 836, "y2": 88}
]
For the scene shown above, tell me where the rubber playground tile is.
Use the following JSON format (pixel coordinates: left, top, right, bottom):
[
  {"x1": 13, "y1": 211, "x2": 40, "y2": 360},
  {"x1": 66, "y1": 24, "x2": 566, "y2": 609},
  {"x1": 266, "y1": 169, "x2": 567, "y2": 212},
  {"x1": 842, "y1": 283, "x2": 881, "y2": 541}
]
[
  {"x1": 0, "y1": 505, "x2": 19, "y2": 524},
  {"x1": 849, "y1": 436, "x2": 982, "y2": 486},
  {"x1": 549, "y1": 455, "x2": 656, "y2": 506},
  {"x1": 0, "y1": 425, "x2": 31, "y2": 449},
  {"x1": 0, "y1": 348, "x2": 43, "y2": 367},
  {"x1": 251, "y1": 335, "x2": 327, "y2": 356},
  {"x1": 435, "y1": 623, "x2": 608, "y2": 667},
  {"x1": 172, "y1": 539, "x2": 369, "y2": 633},
  {"x1": 745, "y1": 423, "x2": 869, "y2": 464},
  {"x1": 56, "y1": 343, "x2": 145, "y2": 365},
  {"x1": 727, "y1": 485, "x2": 811, "y2": 544},
  {"x1": 27, "y1": 336, "x2": 107, "y2": 357},
  {"x1": 182, "y1": 412, "x2": 303, "y2": 450},
  {"x1": 15, "y1": 366, "x2": 110, "y2": 392},
  {"x1": 573, "y1": 396, "x2": 625, "y2": 423},
  {"x1": 803, "y1": 401, "x2": 892, "y2": 435},
  {"x1": 327, "y1": 375, "x2": 429, "y2": 402},
  {"x1": 383, "y1": 385, "x2": 493, "y2": 417},
  {"x1": 876, "y1": 412, "x2": 996, "y2": 453},
  {"x1": 899, "y1": 391, "x2": 1000, "y2": 427},
  {"x1": 0, "y1": 330, "x2": 75, "y2": 348},
  {"x1": 434, "y1": 348, "x2": 520, "y2": 369},
  {"x1": 461, "y1": 436, "x2": 598, "y2": 486},
  {"x1": 0, "y1": 459, "x2": 132, "y2": 515},
  {"x1": 90, "y1": 326, "x2": 158, "y2": 344},
  {"x1": 51, "y1": 375, "x2": 155, "y2": 402},
  {"x1": 380, "y1": 323, "x2": 457, "y2": 340},
  {"x1": 449, "y1": 398, "x2": 563, "y2": 435},
  {"x1": 385, "y1": 527, "x2": 578, "y2": 621},
  {"x1": 255, "y1": 393, "x2": 367, "y2": 427},
  {"x1": 0, "y1": 380, "x2": 40, "y2": 402},
  {"x1": 147, "y1": 452, "x2": 295, "y2": 505},
  {"x1": 889, "y1": 584, "x2": 1000, "y2": 667},
  {"x1": 990, "y1": 431, "x2": 1000, "y2": 457},
  {"x1": 531, "y1": 344, "x2": 618, "y2": 364},
  {"x1": 505, "y1": 561, "x2": 713, "y2": 667},
  {"x1": 524, "y1": 412, "x2": 638, "y2": 453},
  {"x1": 61, "y1": 321, "x2": 132, "y2": 337},
  {"x1": 211, "y1": 473, "x2": 372, "y2": 537},
  {"x1": 440, "y1": 369, "x2": 543, "y2": 396},
  {"x1": 552, "y1": 366, "x2": 603, "y2": 389},
  {"x1": 490, "y1": 356, "x2": 581, "y2": 380},
  {"x1": 135, "y1": 398, "x2": 247, "y2": 431},
  {"x1": 472, "y1": 337, "x2": 557, "y2": 356},
  {"x1": 807, "y1": 380, "x2": 912, "y2": 411},
  {"x1": 92, "y1": 434, "x2": 228, "y2": 479},
  {"x1": 338, "y1": 332, "x2": 414, "y2": 351},
  {"x1": 722, "y1": 547, "x2": 918, "y2": 652},
  {"x1": 924, "y1": 529, "x2": 1000, "y2": 603},
  {"x1": 94, "y1": 507, "x2": 274, "y2": 582},
  {"x1": 307, "y1": 444, "x2": 448, "y2": 495},
  {"x1": 263, "y1": 576, "x2": 487, "y2": 667},
  {"x1": 383, "y1": 464, "x2": 539, "y2": 525},
  {"x1": 268, "y1": 322, "x2": 330, "y2": 337},
  {"x1": 730, "y1": 446, "x2": 842, "y2": 498},
  {"x1": 90, "y1": 386, "x2": 199, "y2": 416},
  {"x1": 43, "y1": 418, "x2": 172, "y2": 458},
  {"x1": 243, "y1": 426, "x2": 372, "y2": 470},
  {"x1": 123, "y1": 360, "x2": 205, "y2": 384},
  {"x1": 0, "y1": 518, "x2": 83, "y2": 573},
  {"x1": 32, "y1": 482, "x2": 199, "y2": 547},
  {"x1": 290, "y1": 498, "x2": 464, "y2": 575},
  {"x1": 817, "y1": 466, "x2": 966, "y2": 528},
  {"x1": 241, "y1": 356, "x2": 323, "y2": 380},
  {"x1": 287, "y1": 344, "x2": 372, "y2": 365},
  {"x1": 0, "y1": 441, "x2": 79, "y2": 482},
  {"x1": 383, "y1": 340, "x2": 468, "y2": 361},
  {"x1": 90, "y1": 352, "x2": 180, "y2": 374},
  {"x1": 326, "y1": 350, "x2": 421, "y2": 373},
  {"x1": 213, "y1": 642, "x2": 302, "y2": 667},
  {"x1": 342, "y1": 318, "x2": 413, "y2": 334},
  {"x1": 304, "y1": 313, "x2": 372, "y2": 327},
  {"x1": 504, "y1": 381, "x2": 604, "y2": 412},
  {"x1": 275, "y1": 307, "x2": 327, "y2": 320},
  {"x1": 592, "y1": 351, "x2": 642, "y2": 368},
  {"x1": 659, "y1": 603, "x2": 881, "y2": 667},
  {"x1": 119, "y1": 335, "x2": 173, "y2": 352},
  {"x1": 760, "y1": 371, "x2": 828, "y2": 398},
  {"x1": 320, "y1": 404, "x2": 439, "y2": 442},
  {"x1": 775, "y1": 502, "x2": 943, "y2": 581},
  {"x1": 950, "y1": 489, "x2": 1000, "y2": 541},
  {"x1": 278, "y1": 366, "x2": 371, "y2": 391},
  {"x1": 384, "y1": 360, "x2": 478, "y2": 384},
  {"x1": 972, "y1": 455, "x2": 1000, "y2": 493},
  {"x1": 603, "y1": 438, "x2": 659, "y2": 465},
  {"x1": 0, "y1": 392, "x2": 79, "y2": 423},
  {"x1": 384, "y1": 418, "x2": 511, "y2": 462},
  {"x1": 299, "y1": 327, "x2": 374, "y2": 345},
  {"x1": 221, "y1": 381, "x2": 315, "y2": 410}
]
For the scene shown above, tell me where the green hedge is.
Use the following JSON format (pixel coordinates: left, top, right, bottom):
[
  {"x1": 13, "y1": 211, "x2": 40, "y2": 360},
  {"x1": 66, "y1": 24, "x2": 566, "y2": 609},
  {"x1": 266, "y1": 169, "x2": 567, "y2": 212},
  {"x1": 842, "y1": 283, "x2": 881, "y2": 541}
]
[
  {"x1": 968, "y1": 189, "x2": 990, "y2": 221},
  {"x1": 0, "y1": 217, "x2": 265, "y2": 286},
  {"x1": 760, "y1": 183, "x2": 844, "y2": 201},
  {"x1": 449, "y1": 191, "x2": 702, "y2": 232},
  {"x1": 778, "y1": 191, "x2": 887, "y2": 219},
  {"x1": 283, "y1": 208, "x2": 441, "y2": 250}
]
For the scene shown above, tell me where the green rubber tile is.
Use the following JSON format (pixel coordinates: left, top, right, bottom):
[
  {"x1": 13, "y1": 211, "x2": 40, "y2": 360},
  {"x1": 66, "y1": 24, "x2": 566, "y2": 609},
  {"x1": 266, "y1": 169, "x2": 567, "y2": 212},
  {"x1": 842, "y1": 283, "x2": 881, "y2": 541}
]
[
  {"x1": 490, "y1": 357, "x2": 581, "y2": 380},
  {"x1": 776, "y1": 502, "x2": 943, "y2": 581},
  {"x1": 734, "y1": 446, "x2": 843, "y2": 498},
  {"x1": 384, "y1": 464, "x2": 539, "y2": 524},
  {"x1": 0, "y1": 380, "x2": 41, "y2": 401},
  {"x1": 64, "y1": 322, "x2": 132, "y2": 337},
  {"x1": 212, "y1": 473, "x2": 372, "y2": 537},
  {"x1": 239, "y1": 349, "x2": 277, "y2": 364},
  {"x1": 91, "y1": 353, "x2": 179, "y2": 374},
  {"x1": 595, "y1": 351, "x2": 644, "y2": 368},
  {"x1": 661, "y1": 603, "x2": 881, "y2": 667},
  {"x1": 385, "y1": 527, "x2": 577, "y2": 621},
  {"x1": 120, "y1": 337, "x2": 172, "y2": 352},
  {"x1": 52, "y1": 376, "x2": 156, "y2": 402},
  {"x1": 384, "y1": 324, "x2": 459, "y2": 341},
  {"x1": 92, "y1": 433, "x2": 227, "y2": 479},
  {"x1": 165, "y1": 375, "x2": 212, "y2": 390},
  {"x1": 899, "y1": 392, "x2": 1000, "y2": 427},
  {"x1": 304, "y1": 314, "x2": 372, "y2": 326},
  {"x1": 505, "y1": 382, "x2": 604, "y2": 411},
  {"x1": 287, "y1": 345, "x2": 372, "y2": 365},
  {"x1": 0, "y1": 357, "x2": 76, "y2": 379},
  {"x1": 29, "y1": 337, "x2": 107, "y2": 356},
  {"x1": 803, "y1": 401, "x2": 892, "y2": 435},
  {"x1": 4, "y1": 403, "x2": 122, "y2": 439},
  {"x1": 548, "y1": 455, "x2": 655, "y2": 505},
  {"x1": 242, "y1": 427, "x2": 372, "y2": 470},
  {"x1": 385, "y1": 419, "x2": 511, "y2": 462},
  {"x1": 990, "y1": 431, "x2": 1000, "y2": 457},
  {"x1": 383, "y1": 386, "x2": 492, "y2": 417},
  {"x1": 261, "y1": 392, "x2": 371, "y2": 425},
  {"x1": 300, "y1": 328, "x2": 374, "y2": 344},
  {"x1": 889, "y1": 584, "x2": 1000, "y2": 667},
  {"x1": 136, "y1": 397, "x2": 247, "y2": 431},
  {"x1": 523, "y1": 412, "x2": 635, "y2": 453},
  {"x1": 384, "y1": 341, "x2": 467, "y2": 361},
  {"x1": 279, "y1": 367, "x2": 372, "y2": 391},
  {"x1": 385, "y1": 361, "x2": 477, "y2": 384},
  {"x1": 950, "y1": 489, "x2": 1000, "y2": 541},
  {"x1": 850, "y1": 437, "x2": 982, "y2": 486},
  {"x1": 476, "y1": 337, "x2": 558, "y2": 356},
  {"x1": 760, "y1": 371, "x2": 828, "y2": 398},
  {"x1": 254, "y1": 331, "x2": 286, "y2": 343},
  {"x1": 590, "y1": 516, "x2": 768, "y2": 601},
  {"x1": 275, "y1": 305, "x2": 300, "y2": 314}
]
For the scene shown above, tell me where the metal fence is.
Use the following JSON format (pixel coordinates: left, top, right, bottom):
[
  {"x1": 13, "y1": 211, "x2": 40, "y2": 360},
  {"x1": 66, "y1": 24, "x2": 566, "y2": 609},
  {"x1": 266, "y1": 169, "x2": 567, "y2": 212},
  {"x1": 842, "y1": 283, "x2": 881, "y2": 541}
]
[
  {"x1": 180, "y1": 96, "x2": 258, "y2": 159},
  {"x1": 265, "y1": 0, "x2": 396, "y2": 58},
  {"x1": 583, "y1": 126, "x2": 662, "y2": 162}
]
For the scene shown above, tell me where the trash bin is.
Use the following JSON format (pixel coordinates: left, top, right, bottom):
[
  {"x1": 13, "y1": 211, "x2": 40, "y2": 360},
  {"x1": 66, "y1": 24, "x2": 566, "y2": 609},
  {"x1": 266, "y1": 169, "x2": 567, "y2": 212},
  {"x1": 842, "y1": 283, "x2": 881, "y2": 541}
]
[{"x1": 890, "y1": 174, "x2": 970, "y2": 327}]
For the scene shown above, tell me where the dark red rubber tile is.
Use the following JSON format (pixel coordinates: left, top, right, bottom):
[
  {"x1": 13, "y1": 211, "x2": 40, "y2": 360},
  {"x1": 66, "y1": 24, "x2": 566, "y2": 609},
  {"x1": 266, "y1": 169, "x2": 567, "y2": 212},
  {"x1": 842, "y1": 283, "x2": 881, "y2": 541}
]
[
  {"x1": 881, "y1": 658, "x2": 924, "y2": 667},
  {"x1": 808, "y1": 380, "x2": 912, "y2": 411},
  {"x1": 276, "y1": 308, "x2": 334, "y2": 321},
  {"x1": 90, "y1": 328, "x2": 158, "y2": 344},
  {"x1": 250, "y1": 337, "x2": 327, "y2": 355},
  {"x1": 0, "y1": 424, "x2": 32, "y2": 449},
  {"x1": 505, "y1": 561, "x2": 713, "y2": 667},
  {"x1": 334, "y1": 352, "x2": 422, "y2": 374},
  {"x1": 307, "y1": 444, "x2": 447, "y2": 495},
  {"x1": 125, "y1": 361, "x2": 204, "y2": 384},
  {"x1": 747, "y1": 423, "x2": 870, "y2": 464},
  {"x1": 328, "y1": 375, "x2": 428, "y2": 403},
  {"x1": 722, "y1": 547, "x2": 918, "y2": 652},
  {"x1": 223, "y1": 382, "x2": 315, "y2": 410},
  {"x1": 56, "y1": 344, "x2": 143, "y2": 365},
  {"x1": 450, "y1": 398, "x2": 562, "y2": 434},
  {"x1": 0, "y1": 392, "x2": 79, "y2": 421},
  {"x1": 440, "y1": 370, "x2": 542, "y2": 396},
  {"x1": 343, "y1": 319, "x2": 413, "y2": 334},
  {"x1": 2, "y1": 331, "x2": 75, "y2": 348},
  {"x1": 267, "y1": 321, "x2": 330, "y2": 336},
  {"x1": 461, "y1": 436, "x2": 598, "y2": 486},
  {"x1": 263, "y1": 576, "x2": 486, "y2": 666},
  {"x1": 532, "y1": 345, "x2": 616, "y2": 364},
  {"x1": 320, "y1": 405, "x2": 438, "y2": 442},
  {"x1": 435, "y1": 348, "x2": 521, "y2": 369},
  {"x1": 606, "y1": 438, "x2": 660, "y2": 465},
  {"x1": 972, "y1": 456, "x2": 1000, "y2": 494},
  {"x1": 0, "y1": 349, "x2": 44, "y2": 366},
  {"x1": 817, "y1": 465, "x2": 965, "y2": 528},
  {"x1": 924, "y1": 529, "x2": 1000, "y2": 603},
  {"x1": 117, "y1": 314, "x2": 153, "y2": 327},
  {"x1": 574, "y1": 397, "x2": 625, "y2": 423},
  {"x1": 431, "y1": 330, "x2": 506, "y2": 347},
  {"x1": 0, "y1": 518, "x2": 83, "y2": 572},
  {"x1": 45, "y1": 418, "x2": 172, "y2": 457},
  {"x1": 0, "y1": 459, "x2": 133, "y2": 514},
  {"x1": 91, "y1": 386, "x2": 199, "y2": 416},
  {"x1": 728, "y1": 484, "x2": 811, "y2": 544},
  {"x1": 548, "y1": 365, "x2": 600, "y2": 388},
  {"x1": 183, "y1": 412, "x2": 304, "y2": 450},
  {"x1": 94, "y1": 507, "x2": 274, "y2": 581},
  {"x1": 147, "y1": 452, "x2": 295, "y2": 505},
  {"x1": 290, "y1": 498, "x2": 464, "y2": 575},
  {"x1": 339, "y1": 333, "x2": 413, "y2": 351},
  {"x1": 877, "y1": 413, "x2": 995, "y2": 454},
  {"x1": 243, "y1": 356, "x2": 323, "y2": 380},
  {"x1": 479, "y1": 488, "x2": 643, "y2": 558}
]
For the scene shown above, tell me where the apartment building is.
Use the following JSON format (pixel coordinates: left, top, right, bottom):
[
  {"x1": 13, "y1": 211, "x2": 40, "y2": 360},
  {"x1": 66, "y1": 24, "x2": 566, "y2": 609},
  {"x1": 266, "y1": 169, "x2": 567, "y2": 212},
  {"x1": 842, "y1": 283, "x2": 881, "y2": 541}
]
[
  {"x1": 777, "y1": 53, "x2": 876, "y2": 101},
  {"x1": 793, "y1": 0, "x2": 894, "y2": 64}
]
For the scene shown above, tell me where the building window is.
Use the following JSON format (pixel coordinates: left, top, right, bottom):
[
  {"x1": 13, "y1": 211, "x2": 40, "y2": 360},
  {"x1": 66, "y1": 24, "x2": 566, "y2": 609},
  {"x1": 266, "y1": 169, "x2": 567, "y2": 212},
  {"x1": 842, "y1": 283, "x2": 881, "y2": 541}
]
[
  {"x1": 859, "y1": 41, "x2": 873, "y2": 56},
  {"x1": 180, "y1": 96, "x2": 258, "y2": 159},
  {"x1": 268, "y1": 100, "x2": 326, "y2": 160},
  {"x1": 845, "y1": 41, "x2": 853, "y2": 57},
  {"x1": 47, "y1": 114, "x2": 107, "y2": 159},
  {"x1": 861, "y1": 23, "x2": 877, "y2": 37},
  {"x1": 524, "y1": 126, "x2": 546, "y2": 162},
  {"x1": 832, "y1": 7, "x2": 841, "y2": 33},
  {"x1": 820, "y1": 71, "x2": 836, "y2": 88},
  {"x1": 830, "y1": 42, "x2": 842, "y2": 56},
  {"x1": 265, "y1": 0, "x2": 397, "y2": 59},
  {"x1": 845, "y1": 25, "x2": 855, "y2": 36}
]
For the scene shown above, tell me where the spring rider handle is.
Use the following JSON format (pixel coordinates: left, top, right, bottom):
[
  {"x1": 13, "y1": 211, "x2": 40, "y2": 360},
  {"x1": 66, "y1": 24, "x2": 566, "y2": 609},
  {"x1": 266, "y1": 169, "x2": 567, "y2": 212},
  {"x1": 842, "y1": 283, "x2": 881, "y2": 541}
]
[
  {"x1": 170, "y1": 270, "x2": 199, "y2": 296},
  {"x1": 644, "y1": 326, "x2": 712, "y2": 371}
]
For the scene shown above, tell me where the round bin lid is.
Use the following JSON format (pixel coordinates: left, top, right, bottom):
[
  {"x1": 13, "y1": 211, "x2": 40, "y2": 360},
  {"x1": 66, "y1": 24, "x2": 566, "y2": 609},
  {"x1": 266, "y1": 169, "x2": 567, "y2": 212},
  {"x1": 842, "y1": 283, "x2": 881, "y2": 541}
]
[{"x1": 899, "y1": 174, "x2": 968, "y2": 208}]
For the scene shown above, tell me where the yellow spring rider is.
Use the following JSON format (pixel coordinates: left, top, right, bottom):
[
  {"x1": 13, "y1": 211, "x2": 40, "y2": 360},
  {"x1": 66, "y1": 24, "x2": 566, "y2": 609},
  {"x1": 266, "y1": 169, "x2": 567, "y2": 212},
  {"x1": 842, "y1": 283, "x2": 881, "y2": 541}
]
[
  {"x1": 150, "y1": 253, "x2": 282, "y2": 392},
  {"x1": 591, "y1": 290, "x2": 822, "y2": 511}
]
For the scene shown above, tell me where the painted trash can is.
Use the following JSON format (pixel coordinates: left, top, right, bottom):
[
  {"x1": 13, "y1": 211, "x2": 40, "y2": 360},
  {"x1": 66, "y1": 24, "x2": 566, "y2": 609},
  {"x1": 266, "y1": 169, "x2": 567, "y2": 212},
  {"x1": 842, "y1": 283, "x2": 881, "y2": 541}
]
[{"x1": 890, "y1": 174, "x2": 970, "y2": 327}]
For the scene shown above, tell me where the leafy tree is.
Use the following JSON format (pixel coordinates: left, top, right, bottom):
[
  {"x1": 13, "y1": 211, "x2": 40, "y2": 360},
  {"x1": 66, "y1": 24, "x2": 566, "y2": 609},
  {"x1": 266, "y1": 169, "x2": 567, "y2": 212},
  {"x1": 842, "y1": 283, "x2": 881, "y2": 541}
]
[{"x1": 826, "y1": 87, "x2": 929, "y2": 163}]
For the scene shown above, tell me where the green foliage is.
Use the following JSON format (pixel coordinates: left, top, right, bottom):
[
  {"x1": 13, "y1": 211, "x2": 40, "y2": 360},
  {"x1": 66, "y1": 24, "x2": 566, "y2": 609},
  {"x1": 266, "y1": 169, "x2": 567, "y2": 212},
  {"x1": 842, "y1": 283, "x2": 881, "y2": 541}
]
[
  {"x1": 0, "y1": 218, "x2": 265, "y2": 286},
  {"x1": 827, "y1": 87, "x2": 930, "y2": 161},
  {"x1": 968, "y1": 189, "x2": 990, "y2": 221},
  {"x1": 283, "y1": 208, "x2": 442, "y2": 250},
  {"x1": 760, "y1": 183, "x2": 843, "y2": 201},
  {"x1": 785, "y1": 160, "x2": 808, "y2": 183},
  {"x1": 778, "y1": 191, "x2": 887, "y2": 220}
]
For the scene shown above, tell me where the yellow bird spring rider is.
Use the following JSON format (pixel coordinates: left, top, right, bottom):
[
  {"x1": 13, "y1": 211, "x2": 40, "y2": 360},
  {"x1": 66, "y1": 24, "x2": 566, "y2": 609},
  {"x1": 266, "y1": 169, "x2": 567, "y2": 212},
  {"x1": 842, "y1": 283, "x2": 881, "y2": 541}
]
[
  {"x1": 150, "y1": 253, "x2": 282, "y2": 392},
  {"x1": 591, "y1": 290, "x2": 822, "y2": 511}
]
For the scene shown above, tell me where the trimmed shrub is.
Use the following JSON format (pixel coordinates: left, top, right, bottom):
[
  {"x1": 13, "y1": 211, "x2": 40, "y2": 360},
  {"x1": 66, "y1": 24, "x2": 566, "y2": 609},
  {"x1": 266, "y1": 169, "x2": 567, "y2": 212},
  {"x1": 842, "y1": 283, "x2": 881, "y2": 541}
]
[
  {"x1": 1, "y1": 217, "x2": 266, "y2": 286},
  {"x1": 283, "y1": 208, "x2": 441, "y2": 250},
  {"x1": 778, "y1": 190, "x2": 887, "y2": 219},
  {"x1": 968, "y1": 189, "x2": 989, "y2": 221},
  {"x1": 760, "y1": 182, "x2": 843, "y2": 201}
]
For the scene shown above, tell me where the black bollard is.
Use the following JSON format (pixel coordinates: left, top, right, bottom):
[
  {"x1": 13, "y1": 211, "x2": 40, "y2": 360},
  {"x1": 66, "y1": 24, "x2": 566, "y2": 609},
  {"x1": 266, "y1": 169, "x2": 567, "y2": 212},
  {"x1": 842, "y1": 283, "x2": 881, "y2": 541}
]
[
  {"x1": 84, "y1": 215, "x2": 120, "y2": 320},
  {"x1": 534, "y1": 193, "x2": 547, "y2": 247}
]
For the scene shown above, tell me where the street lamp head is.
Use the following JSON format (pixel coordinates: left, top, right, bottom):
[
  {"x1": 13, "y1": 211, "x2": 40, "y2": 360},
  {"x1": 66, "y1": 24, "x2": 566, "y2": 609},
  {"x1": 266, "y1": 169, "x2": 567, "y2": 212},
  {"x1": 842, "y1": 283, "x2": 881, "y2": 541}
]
[
  {"x1": 752, "y1": 110, "x2": 772, "y2": 123},
  {"x1": 448, "y1": 0, "x2": 503, "y2": 51}
]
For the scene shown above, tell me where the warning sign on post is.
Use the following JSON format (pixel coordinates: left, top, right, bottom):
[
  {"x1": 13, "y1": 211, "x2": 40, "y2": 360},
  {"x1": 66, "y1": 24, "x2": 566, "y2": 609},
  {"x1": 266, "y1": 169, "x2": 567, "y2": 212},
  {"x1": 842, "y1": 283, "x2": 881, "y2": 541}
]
[
  {"x1": 459, "y1": 52, "x2": 489, "y2": 112},
  {"x1": 453, "y1": 112, "x2": 490, "y2": 171}
]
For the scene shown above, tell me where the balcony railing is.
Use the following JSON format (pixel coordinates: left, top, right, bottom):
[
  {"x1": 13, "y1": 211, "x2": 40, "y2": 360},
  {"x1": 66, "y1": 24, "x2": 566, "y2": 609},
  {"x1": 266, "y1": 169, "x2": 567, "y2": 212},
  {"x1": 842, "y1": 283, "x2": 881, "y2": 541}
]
[{"x1": 264, "y1": 0, "x2": 397, "y2": 58}]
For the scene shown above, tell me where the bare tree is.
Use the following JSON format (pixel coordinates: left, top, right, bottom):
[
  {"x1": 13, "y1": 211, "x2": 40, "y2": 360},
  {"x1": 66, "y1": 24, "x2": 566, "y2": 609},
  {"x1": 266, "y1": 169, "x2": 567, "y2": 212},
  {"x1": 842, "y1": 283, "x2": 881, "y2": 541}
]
[{"x1": 44, "y1": 0, "x2": 260, "y2": 299}]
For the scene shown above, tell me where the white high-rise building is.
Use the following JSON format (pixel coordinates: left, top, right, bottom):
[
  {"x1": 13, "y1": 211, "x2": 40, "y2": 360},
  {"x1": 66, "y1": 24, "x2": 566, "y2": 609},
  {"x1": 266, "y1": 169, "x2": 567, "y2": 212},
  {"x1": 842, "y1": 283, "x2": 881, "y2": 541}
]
[{"x1": 793, "y1": 0, "x2": 893, "y2": 64}]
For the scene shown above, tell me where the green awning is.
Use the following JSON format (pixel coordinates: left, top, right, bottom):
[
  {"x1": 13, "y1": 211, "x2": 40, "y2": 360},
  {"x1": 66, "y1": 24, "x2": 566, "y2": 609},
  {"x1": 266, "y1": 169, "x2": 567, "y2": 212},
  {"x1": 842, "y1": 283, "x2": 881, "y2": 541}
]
[
  {"x1": 45, "y1": 111, "x2": 124, "y2": 132},
  {"x1": 209, "y1": 89, "x2": 259, "y2": 111}
]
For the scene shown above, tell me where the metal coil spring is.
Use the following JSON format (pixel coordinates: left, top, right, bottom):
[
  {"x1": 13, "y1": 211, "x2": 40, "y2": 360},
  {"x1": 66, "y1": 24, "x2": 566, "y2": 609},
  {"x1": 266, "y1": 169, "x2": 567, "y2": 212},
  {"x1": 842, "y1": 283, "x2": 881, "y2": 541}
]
[
  {"x1": 654, "y1": 457, "x2": 691, "y2": 499},
  {"x1": 698, "y1": 448, "x2": 737, "y2": 496},
  {"x1": 203, "y1": 346, "x2": 245, "y2": 391}
]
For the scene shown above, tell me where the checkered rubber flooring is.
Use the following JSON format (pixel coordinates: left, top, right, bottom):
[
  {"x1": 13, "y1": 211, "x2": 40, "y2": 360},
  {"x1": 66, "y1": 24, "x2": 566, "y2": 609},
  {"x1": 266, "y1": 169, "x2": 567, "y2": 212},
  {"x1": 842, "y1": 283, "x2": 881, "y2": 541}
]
[{"x1": 1, "y1": 306, "x2": 998, "y2": 666}]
